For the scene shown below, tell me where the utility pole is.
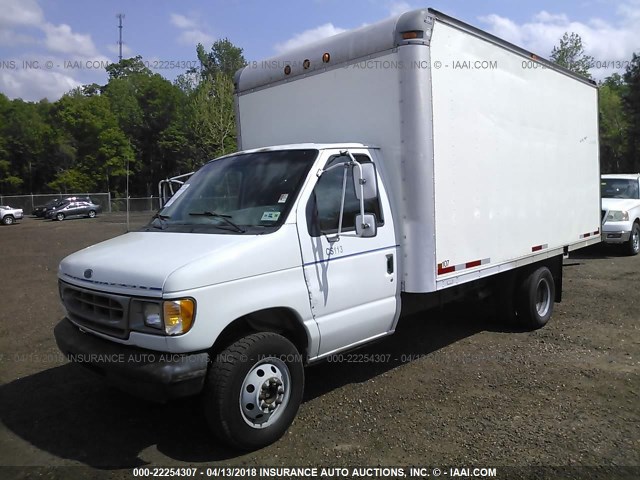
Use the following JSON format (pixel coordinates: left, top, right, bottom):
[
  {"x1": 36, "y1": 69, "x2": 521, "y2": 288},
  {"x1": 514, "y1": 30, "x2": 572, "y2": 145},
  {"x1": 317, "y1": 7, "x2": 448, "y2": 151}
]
[{"x1": 116, "y1": 13, "x2": 125, "y2": 62}]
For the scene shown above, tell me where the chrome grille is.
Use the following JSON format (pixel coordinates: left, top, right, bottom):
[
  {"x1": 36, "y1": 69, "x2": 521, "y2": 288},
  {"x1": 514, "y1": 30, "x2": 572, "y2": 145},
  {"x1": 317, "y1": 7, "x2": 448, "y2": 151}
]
[{"x1": 60, "y1": 282, "x2": 130, "y2": 338}]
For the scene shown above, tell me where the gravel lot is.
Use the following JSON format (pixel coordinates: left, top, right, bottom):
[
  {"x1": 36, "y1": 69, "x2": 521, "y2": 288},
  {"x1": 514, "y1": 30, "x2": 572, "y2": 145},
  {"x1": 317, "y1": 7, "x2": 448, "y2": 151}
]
[{"x1": 1, "y1": 214, "x2": 638, "y2": 480}]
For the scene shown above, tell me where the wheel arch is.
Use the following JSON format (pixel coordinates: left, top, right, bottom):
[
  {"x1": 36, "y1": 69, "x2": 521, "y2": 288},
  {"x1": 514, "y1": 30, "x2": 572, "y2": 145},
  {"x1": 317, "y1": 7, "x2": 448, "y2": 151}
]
[{"x1": 211, "y1": 307, "x2": 310, "y2": 364}]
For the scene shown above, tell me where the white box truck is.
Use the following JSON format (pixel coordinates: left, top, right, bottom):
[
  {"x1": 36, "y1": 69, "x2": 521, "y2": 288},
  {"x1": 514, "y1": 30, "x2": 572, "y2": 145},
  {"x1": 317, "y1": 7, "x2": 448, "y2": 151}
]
[{"x1": 54, "y1": 8, "x2": 601, "y2": 450}]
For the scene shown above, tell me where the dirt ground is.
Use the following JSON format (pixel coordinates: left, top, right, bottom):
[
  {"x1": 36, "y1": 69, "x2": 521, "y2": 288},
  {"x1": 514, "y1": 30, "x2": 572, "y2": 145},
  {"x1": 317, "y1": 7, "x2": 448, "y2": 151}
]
[{"x1": 0, "y1": 214, "x2": 638, "y2": 480}]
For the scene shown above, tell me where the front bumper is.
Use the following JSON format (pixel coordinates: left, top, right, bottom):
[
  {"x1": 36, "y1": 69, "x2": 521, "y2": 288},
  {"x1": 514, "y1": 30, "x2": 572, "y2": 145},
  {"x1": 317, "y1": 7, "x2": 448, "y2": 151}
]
[
  {"x1": 54, "y1": 318, "x2": 209, "y2": 402},
  {"x1": 601, "y1": 228, "x2": 631, "y2": 244}
]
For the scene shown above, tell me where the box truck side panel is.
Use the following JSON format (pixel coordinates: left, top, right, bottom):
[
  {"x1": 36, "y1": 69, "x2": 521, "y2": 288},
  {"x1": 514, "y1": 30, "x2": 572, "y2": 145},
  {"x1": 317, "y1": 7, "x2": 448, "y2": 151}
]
[
  {"x1": 236, "y1": 53, "x2": 402, "y2": 154},
  {"x1": 429, "y1": 21, "x2": 600, "y2": 283}
]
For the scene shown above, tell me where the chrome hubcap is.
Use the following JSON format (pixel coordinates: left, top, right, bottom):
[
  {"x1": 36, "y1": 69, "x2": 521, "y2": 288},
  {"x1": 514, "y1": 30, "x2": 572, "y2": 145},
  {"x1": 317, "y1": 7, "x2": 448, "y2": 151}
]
[
  {"x1": 240, "y1": 358, "x2": 290, "y2": 428},
  {"x1": 536, "y1": 278, "x2": 551, "y2": 317}
]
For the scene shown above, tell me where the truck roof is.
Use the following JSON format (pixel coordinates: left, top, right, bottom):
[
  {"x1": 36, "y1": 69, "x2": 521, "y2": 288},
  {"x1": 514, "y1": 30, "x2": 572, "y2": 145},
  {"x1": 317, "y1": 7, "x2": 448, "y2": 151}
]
[
  {"x1": 208, "y1": 143, "x2": 377, "y2": 163},
  {"x1": 235, "y1": 7, "x2": 596, "y2": 94}
]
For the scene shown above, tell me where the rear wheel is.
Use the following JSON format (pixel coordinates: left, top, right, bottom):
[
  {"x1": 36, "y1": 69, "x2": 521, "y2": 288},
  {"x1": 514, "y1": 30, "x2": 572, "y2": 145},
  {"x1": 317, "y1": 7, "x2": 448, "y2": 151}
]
[
  {"x1": 56, "y1": 212, "x2": 65, "y2": 221},
  {"x1": 2, "y1": 215, "x2": 14, "y2": 225},
  {"x1": 626, "y1": 222, "x2": 640, "y2": 256},
  {"x1": 516, "y1": 267, "x2": 555, "y2": 329},
  {"x1": 203, "y1": 332, "x2": 304, "y2": 450}
]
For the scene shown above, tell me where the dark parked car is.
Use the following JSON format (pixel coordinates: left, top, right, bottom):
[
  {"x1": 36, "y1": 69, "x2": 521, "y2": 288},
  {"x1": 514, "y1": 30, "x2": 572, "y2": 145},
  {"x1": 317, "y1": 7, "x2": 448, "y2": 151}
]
[
  {"x1": 32, "y1": 199, "x2": 61, "y2": 217},
  {"x1": 46, "y1": 200, "x2": 102, "y2": 221},
  {"x1": 33, "y1": 196, "x2": 92, "y2": 218}
]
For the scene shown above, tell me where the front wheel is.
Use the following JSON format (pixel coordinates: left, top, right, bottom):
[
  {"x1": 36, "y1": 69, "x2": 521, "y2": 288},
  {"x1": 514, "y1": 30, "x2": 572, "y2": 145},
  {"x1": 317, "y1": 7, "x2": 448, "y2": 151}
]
[
  {"x1": 2, "y1": 215, "x2": 14, "y2": 225},
  {"x1": 517, "y1": 266, "x2": 555, "y2": 329},
  {"x1": 88, "y1": 210, "x2": 96, "y2": 218},
  {"x1": 626, "y1": 222, "x2": 640, "y2": 256},
  {"x1": 203, "y1": 332, "x2": 304, "y2": 450},
  {"x1": 56, "y1": 212, "x2": 65, "y2": 221}
]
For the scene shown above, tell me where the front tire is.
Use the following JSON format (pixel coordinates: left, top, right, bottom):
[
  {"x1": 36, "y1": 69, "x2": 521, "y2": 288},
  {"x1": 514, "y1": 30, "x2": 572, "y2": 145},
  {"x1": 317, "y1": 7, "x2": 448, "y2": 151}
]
[
  {"x1": 88, "y1": 210, "x2": 96, "y2": 218},
  {"x1": 2, "y1": 215, "x2": 14, "y2": 225},
  {"x1": 626, "y1": 222, "x2": 640, "y2": 256},
  {"x1": 517, "y1": 266, "x2": 555, "y2": 329},
  {"x1": 56, "y1": 212, "x2": 65, "y2": 221},
  {"x1": 203, "y1": 332, "x2": 304, "y2": 450}
]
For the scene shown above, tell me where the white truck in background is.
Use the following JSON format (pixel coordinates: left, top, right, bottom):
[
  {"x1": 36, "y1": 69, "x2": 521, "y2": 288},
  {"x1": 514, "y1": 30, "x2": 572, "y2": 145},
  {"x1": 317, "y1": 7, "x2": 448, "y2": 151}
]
[
  {"x1": 54, "y1": 8, "x2": 601, "y2": 450},
  {"x1": 600, "y1": 174, "x2": 640, "y2": 255}
]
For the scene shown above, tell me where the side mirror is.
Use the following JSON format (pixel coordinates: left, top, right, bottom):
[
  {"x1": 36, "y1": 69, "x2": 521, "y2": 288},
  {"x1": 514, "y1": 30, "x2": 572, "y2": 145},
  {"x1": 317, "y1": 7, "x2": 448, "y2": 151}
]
[
  {"x1": 353, "y1": 163, "x2": 378, "y2": 200},
  {"x1": 355, "y1": 214, "x2": 377, "y2": 237}
]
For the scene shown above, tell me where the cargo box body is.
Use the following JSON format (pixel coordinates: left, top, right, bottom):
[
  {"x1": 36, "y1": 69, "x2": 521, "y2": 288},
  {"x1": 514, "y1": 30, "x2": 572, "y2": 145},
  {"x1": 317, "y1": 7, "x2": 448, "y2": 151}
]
[{"x1": 235, "y1": 9, "x2": 601, "y2": 293}]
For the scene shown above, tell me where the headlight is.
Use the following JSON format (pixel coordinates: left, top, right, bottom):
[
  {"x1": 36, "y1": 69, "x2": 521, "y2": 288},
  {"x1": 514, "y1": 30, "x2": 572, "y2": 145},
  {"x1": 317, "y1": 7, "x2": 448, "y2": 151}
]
[
  {"x1": 131, "y1": 298, "x2": 196, "y2": 335},
  {"x1": 606, "y1": 210, "x2": 629, "y2": 222},
  {"x1": 143, "y1": 303, "x2": 162, "y2": 329},
  {"x1": 163, "y1": 299, "x2": 195, "y2": 335}
]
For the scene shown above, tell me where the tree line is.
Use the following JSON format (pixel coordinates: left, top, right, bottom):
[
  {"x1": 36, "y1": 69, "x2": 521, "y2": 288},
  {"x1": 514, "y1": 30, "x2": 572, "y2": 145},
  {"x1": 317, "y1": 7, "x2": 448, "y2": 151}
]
[
  {"x1": 0, "y1": 35, "x2": 639, "y2": 198},
  {"x1": 0, "y1": 39, "x2": 246, "y2": 197}
]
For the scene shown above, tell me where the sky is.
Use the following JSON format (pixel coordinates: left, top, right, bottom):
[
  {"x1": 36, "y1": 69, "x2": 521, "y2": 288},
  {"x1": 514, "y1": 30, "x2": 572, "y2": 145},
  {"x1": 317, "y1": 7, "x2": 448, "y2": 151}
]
[{"x1": 0, "y1": 0, "x2": 639, "y2": 101}]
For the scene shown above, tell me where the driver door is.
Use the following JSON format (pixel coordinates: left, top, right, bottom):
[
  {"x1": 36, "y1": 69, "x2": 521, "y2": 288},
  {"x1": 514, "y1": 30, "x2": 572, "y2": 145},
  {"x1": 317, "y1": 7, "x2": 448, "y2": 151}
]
[{"x1": 297, "y1": 149, "x2": 398, "y2": 358}]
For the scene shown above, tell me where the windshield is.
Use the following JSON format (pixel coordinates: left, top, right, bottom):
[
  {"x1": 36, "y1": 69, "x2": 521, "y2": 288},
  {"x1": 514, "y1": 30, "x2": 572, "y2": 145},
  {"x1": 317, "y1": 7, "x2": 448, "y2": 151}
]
[
  {"x1": 601, "y1": 179, "x2": 639, "y2": 199},
  {"x1": 145, "y1": 149, "x2": 318, "y2": 234}
]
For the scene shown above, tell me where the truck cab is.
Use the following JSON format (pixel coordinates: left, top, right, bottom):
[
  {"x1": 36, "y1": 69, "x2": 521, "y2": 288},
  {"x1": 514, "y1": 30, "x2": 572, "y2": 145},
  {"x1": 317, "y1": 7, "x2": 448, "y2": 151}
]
[{"x1": 55, "y1": 144, "x2": 397, "y2": 449}]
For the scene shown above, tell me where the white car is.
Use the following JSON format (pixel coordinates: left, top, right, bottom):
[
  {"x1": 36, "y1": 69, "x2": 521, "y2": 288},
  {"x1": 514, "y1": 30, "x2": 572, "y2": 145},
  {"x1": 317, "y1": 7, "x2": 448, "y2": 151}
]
[
  {"x1": 601, "y1": 174, "x2": 640, "y2": 255},
  {"x1": 0, "y1": 205, "x2": 24, "y2": 225}
]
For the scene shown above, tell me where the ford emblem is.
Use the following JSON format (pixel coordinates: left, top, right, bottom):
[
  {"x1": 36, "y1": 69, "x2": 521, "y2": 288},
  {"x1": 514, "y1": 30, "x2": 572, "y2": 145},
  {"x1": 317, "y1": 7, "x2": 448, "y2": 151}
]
[{"x1": 84, "y1": 269, "x2": 93, "y2": 279}]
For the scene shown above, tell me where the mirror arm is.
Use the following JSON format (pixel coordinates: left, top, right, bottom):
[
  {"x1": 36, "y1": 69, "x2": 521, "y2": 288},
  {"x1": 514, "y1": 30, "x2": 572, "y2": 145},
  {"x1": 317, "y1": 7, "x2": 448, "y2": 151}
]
[{"x1": 343, "y1": 150, "x2": 367, "y2": 233}]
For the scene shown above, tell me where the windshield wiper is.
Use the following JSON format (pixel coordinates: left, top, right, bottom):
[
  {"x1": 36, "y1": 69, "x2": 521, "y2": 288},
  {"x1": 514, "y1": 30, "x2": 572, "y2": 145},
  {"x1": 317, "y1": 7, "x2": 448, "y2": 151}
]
[{"x1": 189, "y1": 211, "x2": 245, "y2": 233}]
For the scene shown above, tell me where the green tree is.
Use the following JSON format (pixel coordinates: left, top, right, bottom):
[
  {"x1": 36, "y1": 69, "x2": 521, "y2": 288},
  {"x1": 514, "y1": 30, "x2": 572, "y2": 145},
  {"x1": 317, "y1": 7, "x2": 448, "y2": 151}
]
[
  {"x1": 189, "y1": 72, "x2": 237, "y2": 162},
  {"x1": 193, "y1": 38, "x2": 247, "y2": 81},
  {"x1": 550, "y1": 32, "x2": 594, "y2": 78},
  {"x1": 50, "y1": 88, "x2": 134, "y2": 193},
  {"x1": 106, "y1": 56, "x2": 152, "y2": 80},
  {"x1": 0, "y1": 98, "x2": 52, "y2": 193},
  {"x1": 599, "y1": 74, "x2": 629, "y2": 173}
]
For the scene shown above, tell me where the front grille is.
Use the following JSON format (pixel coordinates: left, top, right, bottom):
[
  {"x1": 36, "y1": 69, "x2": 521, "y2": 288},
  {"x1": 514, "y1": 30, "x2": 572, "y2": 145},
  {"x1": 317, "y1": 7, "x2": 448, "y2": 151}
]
[{"x1": 60, "y1": 282, "x2": 130, "y2": 338}]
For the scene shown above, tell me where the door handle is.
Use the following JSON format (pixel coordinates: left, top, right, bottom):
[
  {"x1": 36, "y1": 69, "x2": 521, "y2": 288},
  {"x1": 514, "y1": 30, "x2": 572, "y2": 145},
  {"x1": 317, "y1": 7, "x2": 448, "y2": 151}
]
[{"x1": 386, "y1": 254, "x2": 394, "y2": 274}]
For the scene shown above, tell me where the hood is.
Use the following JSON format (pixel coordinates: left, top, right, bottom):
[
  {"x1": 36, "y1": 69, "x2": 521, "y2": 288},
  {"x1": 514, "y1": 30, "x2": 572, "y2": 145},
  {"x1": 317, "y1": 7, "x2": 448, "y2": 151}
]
[
  {"x1": 602, "y1": 197, "x2": 640, "y2": 213},
  {"x1": 58, "y1": 225, "x2": 302, "y2": 296}
]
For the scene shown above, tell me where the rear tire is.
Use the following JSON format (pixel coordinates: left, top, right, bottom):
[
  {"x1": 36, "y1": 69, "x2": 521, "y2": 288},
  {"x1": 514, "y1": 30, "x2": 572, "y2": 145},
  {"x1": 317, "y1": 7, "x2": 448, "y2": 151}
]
[
  {"x1": 516, "y1": 267, "x2": 555, "y2": 329},
  {"x1": 626, "y1": 222, "x2": 640, "y2": 256},
  {"x1": 203, "y1": 332, "x2": 304, "y2": 450}
]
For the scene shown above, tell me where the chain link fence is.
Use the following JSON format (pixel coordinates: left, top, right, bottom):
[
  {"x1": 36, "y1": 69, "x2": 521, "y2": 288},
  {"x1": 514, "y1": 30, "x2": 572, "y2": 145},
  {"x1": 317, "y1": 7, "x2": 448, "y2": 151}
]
[{"x1": 0, "y1": 193, "x2": 161, "y2": 214}]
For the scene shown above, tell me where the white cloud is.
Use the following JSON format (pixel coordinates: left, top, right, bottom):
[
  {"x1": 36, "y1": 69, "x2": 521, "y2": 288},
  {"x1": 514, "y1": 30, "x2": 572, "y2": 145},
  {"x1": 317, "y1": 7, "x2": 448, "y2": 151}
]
[
  {"x1": 0, "y1": 0, "x2": 44, "y2": 27},
  {"x1": 170, "y1": 13, "x2": 197, "y2": 30},
  {"x1": 0, "y1": 67, "x2": 81, "y2": 101},
  {"x1": 177, "y1": 30, "x2": 215, "y2": 47},
  {"x1": 0, "y1": 0, "x2": 111, "y2": 100},
  {"x1": 532, "y1": 11, "x2": 569, "y2": 24},
  {"x1": 479, "y1": 2, "x2": 640, "y2": 79},
  {"x1": 170, "y1": 12, "x2": 215, "y2": 47},
  {"x1": 274, "y1": 23, "x2": 347, "y2": 54},
  {"x1": 42, "y1": 23, "x2": 101, "y2": 57}
]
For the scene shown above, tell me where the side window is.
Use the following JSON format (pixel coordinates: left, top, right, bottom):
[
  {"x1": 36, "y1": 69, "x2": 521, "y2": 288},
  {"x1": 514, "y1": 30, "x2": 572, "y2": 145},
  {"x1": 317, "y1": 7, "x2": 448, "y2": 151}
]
[{"x1": 307, "y1": 154, "x2": 383, "y2": 236}]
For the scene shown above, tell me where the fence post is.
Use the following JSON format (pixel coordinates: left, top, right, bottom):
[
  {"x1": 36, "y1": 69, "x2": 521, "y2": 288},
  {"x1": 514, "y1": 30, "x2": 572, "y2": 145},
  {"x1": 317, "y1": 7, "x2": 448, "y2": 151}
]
[{"x1": 108, "y1": 192, "x2": 112, "y2": 213}]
